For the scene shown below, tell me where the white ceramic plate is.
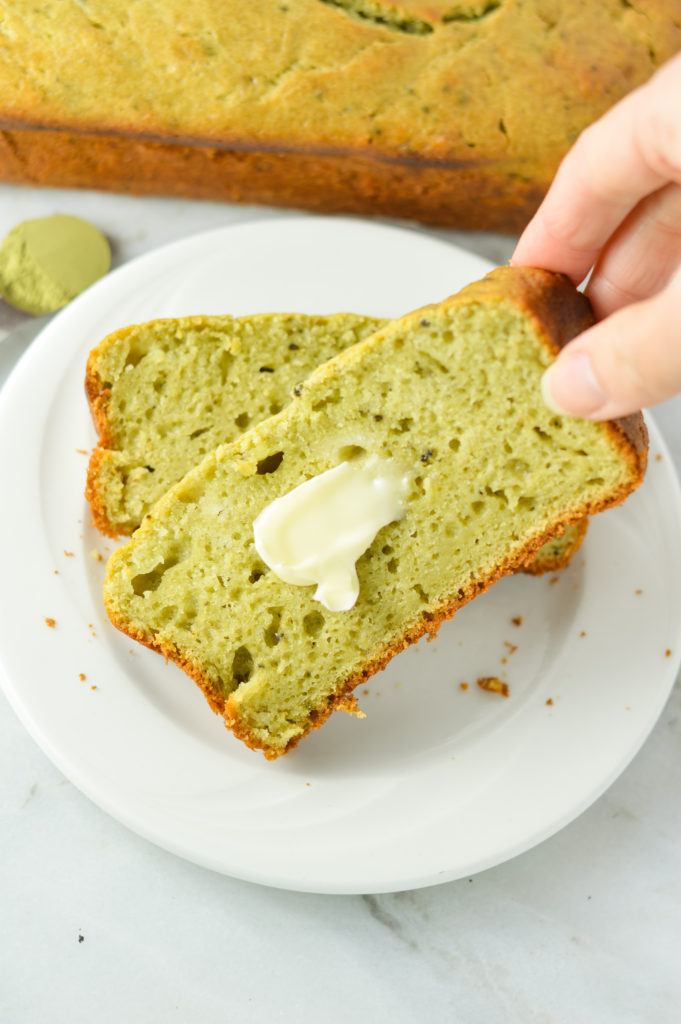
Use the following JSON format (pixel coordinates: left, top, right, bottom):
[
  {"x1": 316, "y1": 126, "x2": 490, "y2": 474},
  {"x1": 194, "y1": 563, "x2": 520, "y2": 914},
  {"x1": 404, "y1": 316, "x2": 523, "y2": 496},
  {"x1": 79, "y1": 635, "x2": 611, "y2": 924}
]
[{"x1": 1, "y1": 216, "x2": 680, "y2": 895}]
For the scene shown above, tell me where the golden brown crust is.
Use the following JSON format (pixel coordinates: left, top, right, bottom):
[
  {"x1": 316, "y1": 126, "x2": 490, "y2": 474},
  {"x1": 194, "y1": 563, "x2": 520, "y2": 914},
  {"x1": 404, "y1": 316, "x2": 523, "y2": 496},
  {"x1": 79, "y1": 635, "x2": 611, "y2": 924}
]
[
  {"x1": 87, "y1": 390, "x2": 116, "y2": 448},
  {"x1": 84, "y1": 449, "x2": 127, "y2": 540},
  {"x1": 85, "y1": 323, "x2": 138, "y2": 448},
  {"x1": 104, "y1": 598, "x2": 232, "y2": 714},
  {"x1": 0, "y1": 125, "x2": 540, "y2": 232},
  {"x1": 85, "y1": 325, "x2": 143, "y2": 538},
  {"x1": 85, "y1": 344, "x2": 124, "y2": 539}
]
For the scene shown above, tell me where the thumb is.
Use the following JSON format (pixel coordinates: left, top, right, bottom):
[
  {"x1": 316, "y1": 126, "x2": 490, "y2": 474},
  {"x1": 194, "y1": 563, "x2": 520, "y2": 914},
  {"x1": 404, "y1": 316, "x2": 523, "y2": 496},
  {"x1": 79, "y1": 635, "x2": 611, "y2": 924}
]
[{"x1": 541, "y1": 276, "x2": 681, "y2": 420}]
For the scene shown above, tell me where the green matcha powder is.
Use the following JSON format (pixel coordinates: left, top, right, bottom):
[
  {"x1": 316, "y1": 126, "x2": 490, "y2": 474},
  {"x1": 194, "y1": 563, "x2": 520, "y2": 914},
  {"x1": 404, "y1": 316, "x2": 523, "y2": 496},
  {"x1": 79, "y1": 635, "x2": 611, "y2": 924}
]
[{"x1": 0, "y1": 214, "x2": 111, "y2": 315}]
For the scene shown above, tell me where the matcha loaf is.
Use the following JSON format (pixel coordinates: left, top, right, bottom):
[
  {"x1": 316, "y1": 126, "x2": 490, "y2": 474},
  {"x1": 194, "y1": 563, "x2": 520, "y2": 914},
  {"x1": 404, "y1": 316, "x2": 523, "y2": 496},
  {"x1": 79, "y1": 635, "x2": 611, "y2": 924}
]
[
  {"x1": 104, "y1": 267, "x2": 647, "y2": 759},
  {"x1": 86, "y1": 312, "x2": 383, "y2": 537},
  {"x1": 1, "y1": 1, "x2": 678, "y2": 231},
  {"x1": 85, "y1": 308, "x2": 587, "y2": 570}
]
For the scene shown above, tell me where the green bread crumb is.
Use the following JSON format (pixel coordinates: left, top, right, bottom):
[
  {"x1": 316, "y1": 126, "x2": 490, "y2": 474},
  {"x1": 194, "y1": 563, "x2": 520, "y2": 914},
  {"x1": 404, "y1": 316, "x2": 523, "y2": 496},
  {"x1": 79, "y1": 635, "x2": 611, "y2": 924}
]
[{"x1": 0, "y1": 214, "x2": 111, "y2": 315}]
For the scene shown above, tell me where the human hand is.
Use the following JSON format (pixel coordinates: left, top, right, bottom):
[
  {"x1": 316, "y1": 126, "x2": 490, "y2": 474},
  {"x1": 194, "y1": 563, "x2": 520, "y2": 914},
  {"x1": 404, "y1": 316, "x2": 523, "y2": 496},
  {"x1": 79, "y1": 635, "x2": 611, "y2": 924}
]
[{"x1": 512, "y1": 51, "x2": 681, "y2": 420}]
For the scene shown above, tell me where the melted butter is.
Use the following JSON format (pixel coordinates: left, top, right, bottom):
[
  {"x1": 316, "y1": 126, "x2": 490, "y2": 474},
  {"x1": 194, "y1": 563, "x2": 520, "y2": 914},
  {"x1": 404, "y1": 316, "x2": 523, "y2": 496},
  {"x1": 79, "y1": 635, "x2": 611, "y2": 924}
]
[{"x1": 253, "y1": 456, "x2": 410, "y2": 612}]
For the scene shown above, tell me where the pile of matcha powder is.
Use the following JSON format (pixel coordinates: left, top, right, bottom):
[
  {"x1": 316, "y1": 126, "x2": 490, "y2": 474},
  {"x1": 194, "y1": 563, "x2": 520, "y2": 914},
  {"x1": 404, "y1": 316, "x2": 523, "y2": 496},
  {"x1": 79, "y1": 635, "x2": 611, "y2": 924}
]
[{"x1": 0, "y1": 214, "x2": 111, "y2": 315}]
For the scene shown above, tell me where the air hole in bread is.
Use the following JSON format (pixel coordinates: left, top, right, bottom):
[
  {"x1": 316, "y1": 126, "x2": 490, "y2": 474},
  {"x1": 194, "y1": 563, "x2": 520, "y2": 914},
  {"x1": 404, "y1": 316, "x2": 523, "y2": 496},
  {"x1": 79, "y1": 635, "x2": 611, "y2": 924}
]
[
  {"x1": 449, "y1": 437, "x2": 461, "y2": 451},
  {"x1": 130, "y1": 555, "x2": 179, "y2": 596},
  {"x1": 303, "y1": 610, "x2": 325, "y2": 637},
  {"x1": 264, "y1": 608, "x2": 284, "y2": 648},
  {"x1": 235, "y1": 412, "x2": 250, "y2": 428},
  {"x1": 256, "y1": 451, "x2": 284, "y2": 474},
  {"x1": 190, "y1": 427, "x2": 209, "y2": 440},
  {"x1": 312, "y1": 389, "x2": 342, "y2": 411},
  {"x1": 412, "y1": 583, "x2": 429, "y2": 603},
  {"x1": 176, "y1": 482, "x2": 202, "y2": 503},
  {"x1": 231, "y1": 645, "x2": 254, "y2": 685},
  {"x1": 123, "y1": 349, "x2": 144, "y2": 370},
  {"x1": 485, "y1": 486, "x2": 509, "y2": 506},
  {"x1": 219, "y1": 350, "x2": 234, "y2": 385},
  {"x1": 248, "y1": 565, "x2": 267, "y2": 584},
  {"x1": 338, "y1": 444, "x2": 366, "y2": 462}
]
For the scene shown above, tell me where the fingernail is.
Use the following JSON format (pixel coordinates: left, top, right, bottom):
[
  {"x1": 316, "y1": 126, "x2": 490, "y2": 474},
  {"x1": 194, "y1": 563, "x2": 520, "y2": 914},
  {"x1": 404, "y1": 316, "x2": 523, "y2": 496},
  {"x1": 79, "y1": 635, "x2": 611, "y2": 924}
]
[{"x1": 541, "y1": 351, "x2": 606, "y2": 418}]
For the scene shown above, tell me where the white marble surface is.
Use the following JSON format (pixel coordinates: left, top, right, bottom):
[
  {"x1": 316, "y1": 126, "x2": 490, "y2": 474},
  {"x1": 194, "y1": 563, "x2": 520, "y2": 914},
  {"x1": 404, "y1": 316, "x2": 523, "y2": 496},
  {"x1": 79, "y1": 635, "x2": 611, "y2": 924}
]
[{"x1": 1, "y1": 184, "x2": 680, "y2": 1023}]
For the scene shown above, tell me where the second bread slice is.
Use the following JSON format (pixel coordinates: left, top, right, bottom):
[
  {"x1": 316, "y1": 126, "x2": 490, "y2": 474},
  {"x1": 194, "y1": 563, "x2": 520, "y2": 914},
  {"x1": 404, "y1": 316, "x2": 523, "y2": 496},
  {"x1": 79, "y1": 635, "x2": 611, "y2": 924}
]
[{"x1": 86, "y1": 312, "x2": 385, "y2": 536}]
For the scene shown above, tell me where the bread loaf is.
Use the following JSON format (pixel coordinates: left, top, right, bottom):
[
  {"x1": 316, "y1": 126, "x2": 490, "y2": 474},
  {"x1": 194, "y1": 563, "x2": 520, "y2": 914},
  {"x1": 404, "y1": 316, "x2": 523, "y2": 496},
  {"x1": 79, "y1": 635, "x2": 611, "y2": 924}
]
[{"x1": 1, "y1": 1, "x2": 678, "y2": 231}]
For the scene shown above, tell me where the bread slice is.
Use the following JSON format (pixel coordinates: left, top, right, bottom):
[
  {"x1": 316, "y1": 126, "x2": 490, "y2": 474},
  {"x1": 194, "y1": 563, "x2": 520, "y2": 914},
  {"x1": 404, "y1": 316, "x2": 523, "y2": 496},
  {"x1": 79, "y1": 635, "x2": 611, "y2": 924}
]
[
  {"x1": 85, "y1": 308, "x2": 588, "y2": 570},
  {"x1": 103, "y1": 267, "x2": 647, "y2": 759},
  {"x1": 86, "y1": 312, "x2": 384, "y2": 537}
]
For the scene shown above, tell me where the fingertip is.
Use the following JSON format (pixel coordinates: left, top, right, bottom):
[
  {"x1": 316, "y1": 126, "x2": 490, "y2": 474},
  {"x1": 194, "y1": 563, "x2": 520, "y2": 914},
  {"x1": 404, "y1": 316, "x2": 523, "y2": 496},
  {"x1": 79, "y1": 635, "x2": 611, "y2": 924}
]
[
  {"x1": 540, "y1": 363, "x2": 569, "y2": 415},
  {"x1": 540, "y1": 351, "x2": 607, "y2": 419}
]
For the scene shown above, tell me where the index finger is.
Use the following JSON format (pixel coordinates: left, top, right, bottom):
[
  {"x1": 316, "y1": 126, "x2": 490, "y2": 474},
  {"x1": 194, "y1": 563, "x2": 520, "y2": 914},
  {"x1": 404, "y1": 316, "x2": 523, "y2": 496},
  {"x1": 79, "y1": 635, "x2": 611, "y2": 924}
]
[{"x1": 512, "y1": 52, "x2": 681, "y2": 284}]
